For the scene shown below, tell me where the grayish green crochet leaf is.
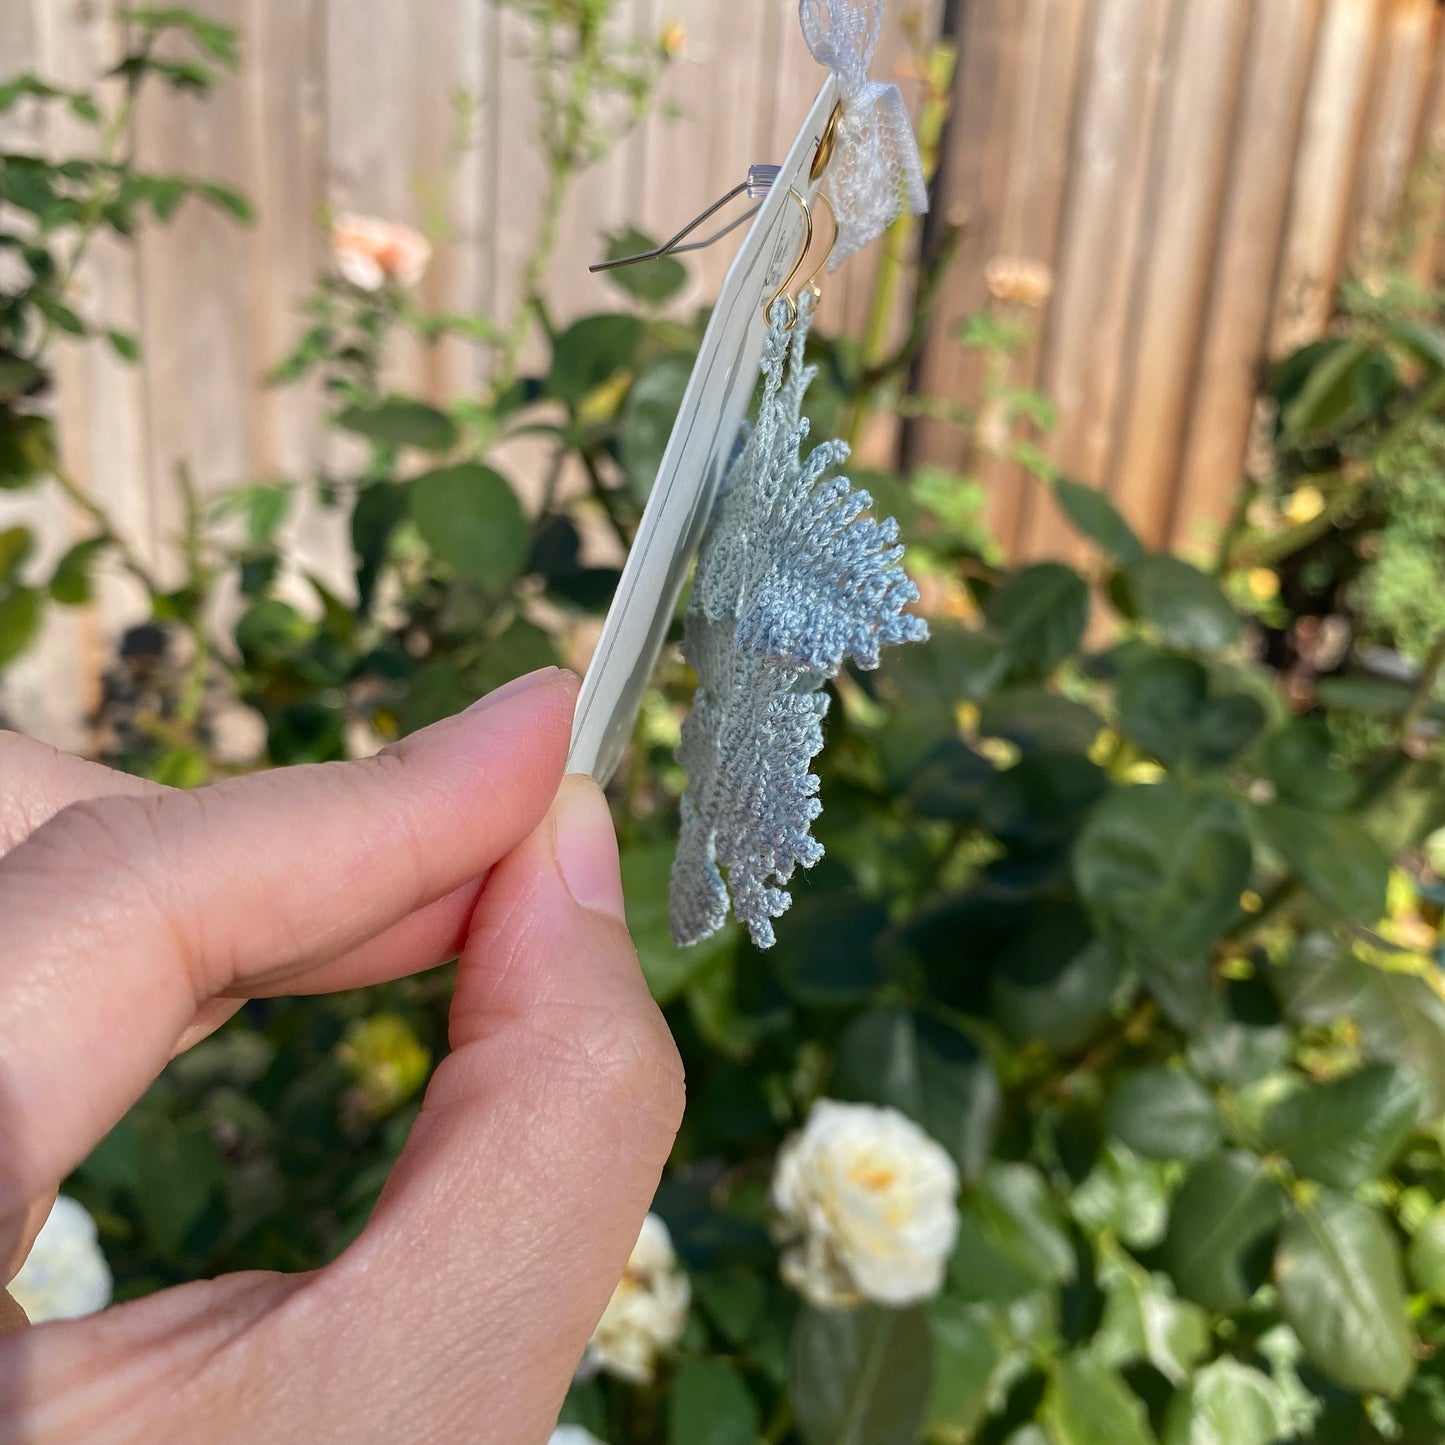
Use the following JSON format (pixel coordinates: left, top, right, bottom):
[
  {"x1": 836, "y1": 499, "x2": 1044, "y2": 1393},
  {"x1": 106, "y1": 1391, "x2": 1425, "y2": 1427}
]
[{"x1": 671, "y1": 292, "x2": 928, "y2": 949}]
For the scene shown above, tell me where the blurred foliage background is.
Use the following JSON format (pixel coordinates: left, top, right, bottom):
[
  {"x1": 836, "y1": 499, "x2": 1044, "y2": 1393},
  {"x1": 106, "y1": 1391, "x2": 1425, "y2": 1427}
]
[{"x1": 3, "y1": 6, "x2": 1445, "y2": 1443}]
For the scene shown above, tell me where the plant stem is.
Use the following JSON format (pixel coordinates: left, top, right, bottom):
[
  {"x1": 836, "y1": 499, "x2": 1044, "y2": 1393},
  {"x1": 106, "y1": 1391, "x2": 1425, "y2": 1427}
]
[
  {"x1": 173, "y1": 465, "x2": 213, "y2": 731},
  {"x1": 1398, "y1": 629, "x2": 1445, "y2": 744},
  {"x1": 845, "y1": 41, "x2": 956, "y2": 453},
  {"x1": 761, "y1": 1398, "x2": 795, "y2": 1445},
  {"x1": 494, "y1": 9, "x2": 598, "y2": 393},
  {"x1": 51, "y1": 467, "x2": 164, "y2": 597},
  {"x1": 579, "y1": 445, "x2": 632, "y2": 551}
]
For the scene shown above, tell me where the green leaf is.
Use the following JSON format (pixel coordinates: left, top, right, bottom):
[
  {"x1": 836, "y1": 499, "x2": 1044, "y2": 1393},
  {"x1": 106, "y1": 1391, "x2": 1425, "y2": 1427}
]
[
  {"x1": 959, "y1": 1163, "x2": 1076, "y2": 1296},
  {"x1": 772, "y1": 894, "x2": 888, "y2": 1006},
  {"x1": 926, "y1": 1297, "x2": 998, "y2": 1434},
  {"x1": 106, "y1": 328, "x2": 141, "y2": 361},
  {"x1": 790, "y1": 1304, "x2": 933, "y2": 1445},
  {"x1": 35, "y1": 295, "x2": 86, "y2": 335},
  {"x1": 620, "y1": 843, "x2": 737, "y2": 1005},
  {"x1": 1106, "y1": 1067, "x2": 1222, "y2": 1162},
  {"x1": 149, "y1": 745, "x2": 209, "y2": 788},
  {"x1": 1262, "y1": 1062, "x2": 1422, "y2": 1189},
  {"x1": 1117, "y1": 555, "x2": 1239, "y2": 651},
  {"x1": 0, "y1": 411, "x2": 55, "y2": 488},
  {"x1": 134, "y1": 1115, "x2": 223, "y2": 1257},
  {"x1": 1162, "y1": 1360, "x2": 1290, "y2": 1445},
  {"x1": 1070, "y1": 1144, "x2": 1171, "y2": 1250},
  {"x1": 1052, "y1": 478, "x2": 1144, "y2": 562},
  {"x1": 197, "y1": 181, "x2": 253, "y2": 223},
  {"x1": 1075, "y1": 780, "x2": 1253, "y2": 960},
  {"x1": 692, "y1": 1270, "x2": 765, "y2": 1347},
  {"x1": 351, "y1": 481, "x2": 407, "y2": 610},
  {"x1": 409, "y1": 464, "x2": 529, "y2": 586},
  {"x1": 619, "y1": 352, "x2": 691, "y2": 502},
  {"x1": 1278, "y1": 338, "x2": 1396, "y2": 443},
  {"x1": 1116, "y1": 653, "x2": 1265, "y2": 772},
  {"x1": 234, "y1": 597, "x2": 312, "y2": 660},
  {"x1": 236, "y1": 483, "x2": 291, "y2": 545},
  {"x1": 1407, "y1": 1204, "x2": 1445, "y2": 1302},
  {"x1": 0, "y1": 586, "x2": 42, "y2": 669},
  {"x1": 0, "y1": 526, "x2": 33, "y2": 581},
  {"x1": 1095, "y1": 1249, "x2": 1210, "y2": 1383},
  {"x1": 833, "y1": 1008, "x2": 1002, "y2": 1183},
  {"x1": 0, "y1": 353, "x2": 44, "y2": 401},
  {"x1": 121, "y1": 7, "x2": 240, "y2": 64},
  {"x1": 602, "y1": 226, "x2": 689, "y2": 305},
  {"x1": 979, "y1": 688, "x2": 1104, "y2": 754},
  {"x1": 1041, "y1": 1353, "x2": 1157, "y2": 1445},
  {"x1": 1275, "y1": 1192, "x2": 1415, "y2": 1397},
  {"x1": 1277, "y1": 935, "x2": 1445, "y2": 1116},
  {"x1": 668, "y1": 1358, "x2": 759, "y2": 1445},
  {"x1": 984, "y1": 562, "x2": 1090, "y2": 676},
  {"x1": 548, "y1": 313, "x2": 645, "y2": 408},
  {"x1": 977, "y1": 751, "x2": 1109, "y2": 852},
  {"x1": 1256, "y1": 718, "x2": 1357, "y2": 811},
  {"x1": 1162, "y1": 1152, "x2": 1285, "y2": 1312},
  {"x1": 336, "y1": 396, "x2": 458, "y2": 453},
  {"x1": 49, "y1": 536, "x2": 108, "y2": 605},
  {"x1": 989, "y1": 905, "x2": 1122, "y2": 1052},
  {"x1": 1253, "y1": 802, "x2": 1390, "y2": 922}
]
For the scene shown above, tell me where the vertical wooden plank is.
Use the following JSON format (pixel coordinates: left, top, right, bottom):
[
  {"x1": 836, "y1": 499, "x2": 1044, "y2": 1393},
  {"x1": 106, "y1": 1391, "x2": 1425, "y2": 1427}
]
[
  {"x1": 242, "y1": 0, "x2": 326, "y2": 474},
  {"x1": 1109, "y1": 0, "x2": 1252, "y2": 548},
  {"x1": 1021, "y1": 0, "x2": 1178, "y2": 562},
  {"x1": 239, "y1": 0, "x2": 349, "y2": 592},
  {"x1": 1348, "y1": 0, "x2": 1436, "y2": 267},
  {"x1": 132, "y1": 0, "x2": 260, "y2": 568},
  {"x1": 1269, "y1": 0, "x2": 1385, "y2": 353},
  {"x1": 1172, "y1": 0, "x2": 1322, "y2": 551},
  {"x1": 976, "y1": 0, "x2": 1093, "y2": 552},
  {"x1": 1407, "y1": 7, "x2": 1445, "y2": 283},
  {"x1": 488, "y1": 2, "x2": 546, "y2": 371},
  {"x1": 545, "y1": 1, "x2": 650, "y2": 327},
  {"x1": 326, "y1": 0, "x2": 490, "y2": 397},
  {"x1": 906, "y1": 0, "x2": 1027, "y2": 500},
  {"x1": 25, "y1": 1, "x2": 153, "y2": 745}
]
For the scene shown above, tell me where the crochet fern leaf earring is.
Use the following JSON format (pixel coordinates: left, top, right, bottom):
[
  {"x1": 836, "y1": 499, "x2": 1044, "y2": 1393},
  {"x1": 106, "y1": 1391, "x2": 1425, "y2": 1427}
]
[{"x1": 670, "y1": 285, "x2": 928, "y2": 950}]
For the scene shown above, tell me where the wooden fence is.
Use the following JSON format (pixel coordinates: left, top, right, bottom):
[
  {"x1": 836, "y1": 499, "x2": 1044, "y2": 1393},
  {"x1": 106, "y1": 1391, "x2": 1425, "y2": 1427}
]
[
  {"x1": 915, "y1": 0, "x2": 1445, "y2": 563},
  {"x1": 2, "y1": 0, "x2": 1443, "y2": 745}
]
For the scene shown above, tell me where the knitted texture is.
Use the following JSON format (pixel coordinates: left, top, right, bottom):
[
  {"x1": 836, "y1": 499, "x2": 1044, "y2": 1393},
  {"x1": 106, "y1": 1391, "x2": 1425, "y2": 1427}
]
[{"x1": 671, "y1": 292, "x2": 928, "y2": 949}]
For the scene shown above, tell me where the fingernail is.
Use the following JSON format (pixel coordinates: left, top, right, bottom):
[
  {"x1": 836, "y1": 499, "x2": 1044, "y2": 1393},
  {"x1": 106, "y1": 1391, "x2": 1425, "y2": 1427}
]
[
  {"x1": 553, "y1": 776, "x2": 626, "y2": 921},
  {"x1": 466, "y1": 667, "x2": 564, "y2": 714}
]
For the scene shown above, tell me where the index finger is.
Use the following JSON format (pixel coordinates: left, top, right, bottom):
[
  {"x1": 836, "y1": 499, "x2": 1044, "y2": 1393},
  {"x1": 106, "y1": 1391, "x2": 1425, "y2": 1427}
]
[
  {"x1": 0, "y1": 733, "x2": 162, "y2": 858},
  {"x1": 0, "y1": 668, "x2": 578, "y2": 1228}
]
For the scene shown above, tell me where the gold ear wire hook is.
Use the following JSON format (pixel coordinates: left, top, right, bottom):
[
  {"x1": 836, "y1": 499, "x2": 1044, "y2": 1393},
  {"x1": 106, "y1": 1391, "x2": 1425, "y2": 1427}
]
[
  {"x1": 809, "y1": 100, "x2": 843, "y2": 184},
  {"x1": 796, "y1": 188, "x2": 838, "y2": 304},
  {"x1": 763, "y1": 188, "x2": 815, "y2": 329},
  {"x1": 763, "y1": 104, "x2": 842, "y2": 328},
  {"x1": 764, "y1": 188, "x2": 839, "y2": 329}
]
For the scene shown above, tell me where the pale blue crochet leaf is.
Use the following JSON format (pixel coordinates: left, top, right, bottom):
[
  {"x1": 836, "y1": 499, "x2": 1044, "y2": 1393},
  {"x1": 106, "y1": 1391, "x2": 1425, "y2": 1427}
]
[{"x1": 671, "y1": 292, "x2": 928, "y2": 949}]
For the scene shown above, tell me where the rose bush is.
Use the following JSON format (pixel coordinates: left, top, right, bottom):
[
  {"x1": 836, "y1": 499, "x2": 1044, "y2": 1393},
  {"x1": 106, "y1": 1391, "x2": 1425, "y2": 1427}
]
[{"x1": 3, "y1": 8, "x2": 1445, "y2": 1445}]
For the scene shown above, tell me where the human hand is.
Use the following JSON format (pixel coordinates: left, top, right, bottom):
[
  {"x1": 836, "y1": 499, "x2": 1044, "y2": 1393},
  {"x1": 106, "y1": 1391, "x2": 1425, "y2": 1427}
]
[{"x1": 0, "y1": 668, "x2": 685, "y2": 1443}]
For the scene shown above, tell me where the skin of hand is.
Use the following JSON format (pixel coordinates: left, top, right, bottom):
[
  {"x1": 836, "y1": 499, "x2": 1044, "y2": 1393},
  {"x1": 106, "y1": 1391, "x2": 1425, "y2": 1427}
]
[{"x1": 0, "y1": 667, "x2": 685, "y2": 1444}]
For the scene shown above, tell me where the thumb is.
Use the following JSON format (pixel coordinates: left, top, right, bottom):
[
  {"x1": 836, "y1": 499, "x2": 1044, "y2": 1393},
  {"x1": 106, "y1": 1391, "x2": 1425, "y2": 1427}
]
[{"x1": 319, "y1": 776, "x2": 685, "y2": 1441}]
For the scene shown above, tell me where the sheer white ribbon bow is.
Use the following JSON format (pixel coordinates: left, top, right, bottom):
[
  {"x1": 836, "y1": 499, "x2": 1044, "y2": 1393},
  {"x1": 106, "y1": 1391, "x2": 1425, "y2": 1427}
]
[{"x1": 799, "y1": 0, "x2": 929, "y2": 267}]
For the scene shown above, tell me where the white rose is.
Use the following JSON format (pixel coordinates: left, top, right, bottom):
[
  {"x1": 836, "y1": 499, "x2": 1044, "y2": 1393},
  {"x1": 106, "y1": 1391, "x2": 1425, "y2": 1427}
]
[
  {"x1": 583, "y1": 1212, "x2": 690, "y2": 1384},
  {"x1": 8, "y1": 1195, "x2": 112, "y2": 1323},
  {"x1": 550, "y1": 1429, "x2": 607, "y2": 1445},
  {"x1": 771, "y1": 1099, "x2": 960, "y2": 1309},
  {"x1": 329, "y1": 213, "x2": 431, "y2": 291}
]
